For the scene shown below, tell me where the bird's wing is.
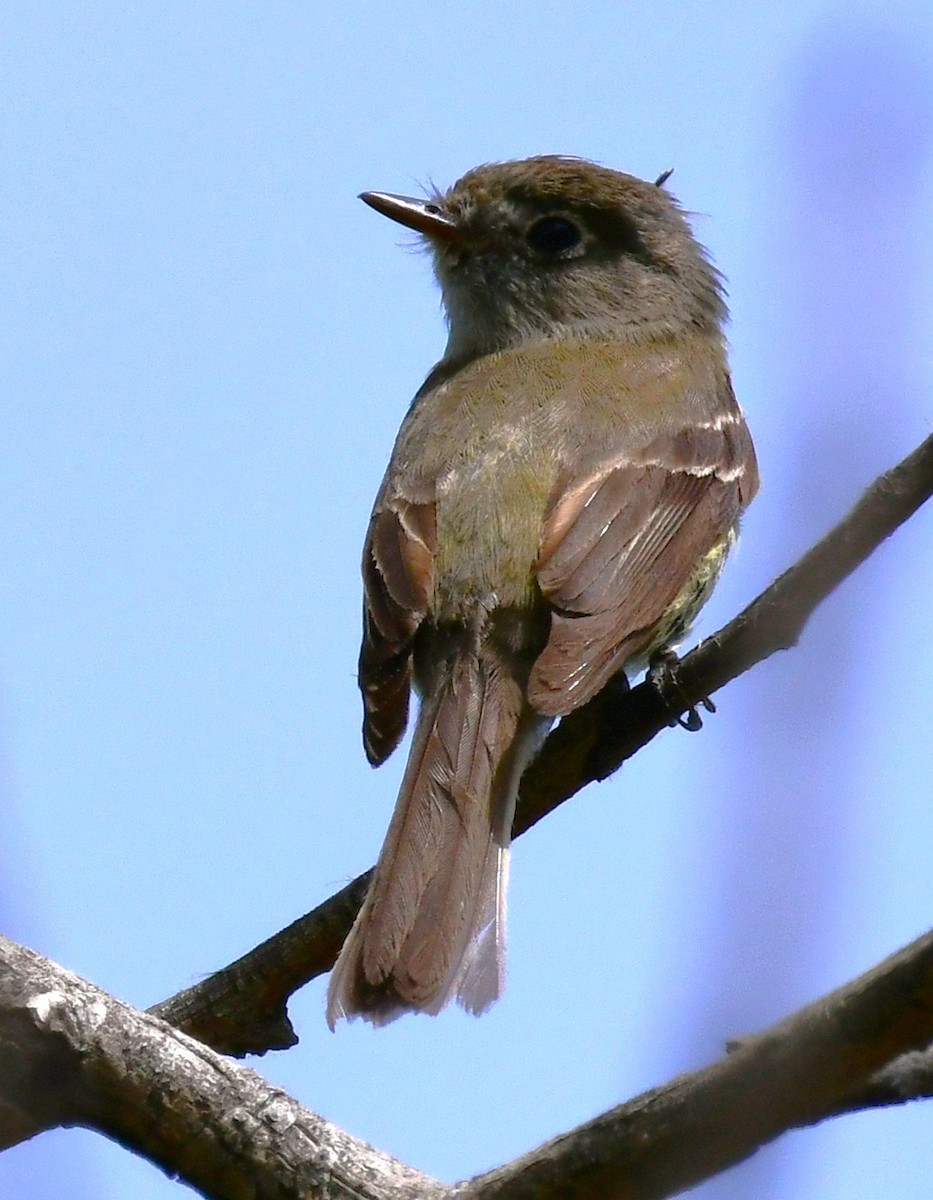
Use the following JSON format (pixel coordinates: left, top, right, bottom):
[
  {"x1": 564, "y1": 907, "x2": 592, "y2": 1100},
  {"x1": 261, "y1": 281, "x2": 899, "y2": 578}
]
[
  {"x1": 359, "y1": 483, "x2": 436, "y2": 765},
  {"x1": 529, "y1": 386, "x2": 758, "y2": 717}
]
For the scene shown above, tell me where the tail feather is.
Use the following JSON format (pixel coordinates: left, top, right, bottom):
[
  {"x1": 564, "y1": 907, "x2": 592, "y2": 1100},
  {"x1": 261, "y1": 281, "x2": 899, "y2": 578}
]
[
  {"x1": 327, "y1": 651, "x2": 537, "y2": 1027},
  {"x1": 453, "y1": 828, "x2": 510, "y2": 1014}
]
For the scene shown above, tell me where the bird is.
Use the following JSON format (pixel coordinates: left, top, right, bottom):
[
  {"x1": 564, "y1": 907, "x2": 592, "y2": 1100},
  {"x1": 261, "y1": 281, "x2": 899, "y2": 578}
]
[{"x1": 326, "y1": 155, "x2": 758, "y2": 1026}]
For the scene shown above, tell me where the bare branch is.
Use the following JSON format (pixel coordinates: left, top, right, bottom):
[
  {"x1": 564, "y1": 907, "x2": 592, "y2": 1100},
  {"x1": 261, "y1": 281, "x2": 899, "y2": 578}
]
[
  {"x1": 835, "y1": 1047, "x2": 933, "y2": 1115},
  {"x1": 458, "y1": 930, "x2": 933, "y2": 1200},
  {"x1": 151, "y1": 873, "x2": 370, "y2": 1054},
  {"x1": 0, "y1": 935, "x2": 442, "y2": 1200},
  {"x1": 5, "y1": 929, "x2": 933, "y2": 1198},
  {"x1": 152, "y1": 431, "x2": 933, "y2": 1057}
]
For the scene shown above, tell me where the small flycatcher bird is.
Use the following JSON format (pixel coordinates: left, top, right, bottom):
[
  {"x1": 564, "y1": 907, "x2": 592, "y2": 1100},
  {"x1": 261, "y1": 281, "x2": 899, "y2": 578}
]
[{"x1": 327, "y1": 156, "x2": 758, "y2": 1026}]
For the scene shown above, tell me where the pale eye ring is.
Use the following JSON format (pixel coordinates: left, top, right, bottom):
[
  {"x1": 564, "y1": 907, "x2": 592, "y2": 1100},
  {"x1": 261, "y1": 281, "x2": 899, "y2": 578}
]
[{"x1": 526, "y1": 215, "x2": 582, "y2": 254}]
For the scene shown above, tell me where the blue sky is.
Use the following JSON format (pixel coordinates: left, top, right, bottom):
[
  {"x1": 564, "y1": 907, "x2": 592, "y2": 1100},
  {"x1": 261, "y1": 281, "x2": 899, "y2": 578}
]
[{"x1": 2, "y1": 4, "x2": 932, "y2": 1197}]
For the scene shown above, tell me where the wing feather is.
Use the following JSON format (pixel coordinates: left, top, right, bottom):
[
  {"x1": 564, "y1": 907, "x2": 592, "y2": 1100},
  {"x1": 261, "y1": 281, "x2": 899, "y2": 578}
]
[
  {"x1": 359, "y1": 490, "x2": 437, "y2": 765},
  {"x1": 529, "y1": 398, "x2": 757, "y2": 717}
]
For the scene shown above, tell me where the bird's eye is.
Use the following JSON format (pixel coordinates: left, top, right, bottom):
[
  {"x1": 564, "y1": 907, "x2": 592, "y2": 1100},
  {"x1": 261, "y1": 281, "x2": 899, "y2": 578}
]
[{"x1": 526, "y1": 216, "x2": 582, "y2": 254}]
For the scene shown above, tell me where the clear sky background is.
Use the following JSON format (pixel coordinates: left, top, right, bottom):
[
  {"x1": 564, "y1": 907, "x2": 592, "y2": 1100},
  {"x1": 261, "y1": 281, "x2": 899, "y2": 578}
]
[{"x1": 2, "y1": 3, "x2": 933, "y2": 1197}]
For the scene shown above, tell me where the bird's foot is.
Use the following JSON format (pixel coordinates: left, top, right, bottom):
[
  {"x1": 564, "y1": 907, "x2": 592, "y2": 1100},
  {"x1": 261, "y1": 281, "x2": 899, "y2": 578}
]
[{"x1": 647, "y1": 649, "x2": 715, "y2": 732}]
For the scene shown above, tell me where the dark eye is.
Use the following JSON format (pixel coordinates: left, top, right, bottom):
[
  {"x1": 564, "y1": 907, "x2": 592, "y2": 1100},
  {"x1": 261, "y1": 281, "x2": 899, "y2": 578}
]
[{"x1": 526, "y1": 215, "x2": 582, "y2": 254}]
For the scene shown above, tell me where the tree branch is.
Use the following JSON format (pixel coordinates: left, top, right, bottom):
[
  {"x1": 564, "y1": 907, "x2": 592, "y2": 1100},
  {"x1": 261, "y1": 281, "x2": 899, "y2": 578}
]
[
  {"x1": 459, "y1": 930, "x2": 933, "y2": 1200},
  {"x1": 152, "y1": 431, "x2": 933, "y2": 1057},
  {"x1": 0, "y1": 935, "x2": 441, "y2": 1200},
  {"x1": 4, "y1": 927, "x2": 933, "y2": 1197}
]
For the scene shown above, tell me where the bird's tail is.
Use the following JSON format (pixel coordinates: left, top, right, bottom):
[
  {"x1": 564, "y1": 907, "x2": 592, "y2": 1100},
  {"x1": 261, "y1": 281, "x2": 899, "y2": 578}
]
[{"x1": 327, "y1": 650, "x2": 537, "y2": 1027}]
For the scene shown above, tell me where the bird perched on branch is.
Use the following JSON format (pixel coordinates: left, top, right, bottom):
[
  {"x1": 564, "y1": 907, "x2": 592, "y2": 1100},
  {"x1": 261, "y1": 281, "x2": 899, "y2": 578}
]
[{"x1": 327, "y1": 155, "x2": 758, "y2": 1027}]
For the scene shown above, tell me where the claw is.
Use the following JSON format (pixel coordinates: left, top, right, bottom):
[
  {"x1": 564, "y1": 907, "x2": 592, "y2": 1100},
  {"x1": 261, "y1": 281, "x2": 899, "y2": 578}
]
[{"x1": 648, "y1": 650, "x2": 714, "y2": 733}]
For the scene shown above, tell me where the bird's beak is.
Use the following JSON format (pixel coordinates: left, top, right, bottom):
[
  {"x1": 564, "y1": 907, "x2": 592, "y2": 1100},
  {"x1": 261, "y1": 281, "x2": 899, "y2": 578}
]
[{"x1": 360, "y1": 191, "x2": 460, "y2": 242}]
